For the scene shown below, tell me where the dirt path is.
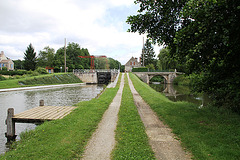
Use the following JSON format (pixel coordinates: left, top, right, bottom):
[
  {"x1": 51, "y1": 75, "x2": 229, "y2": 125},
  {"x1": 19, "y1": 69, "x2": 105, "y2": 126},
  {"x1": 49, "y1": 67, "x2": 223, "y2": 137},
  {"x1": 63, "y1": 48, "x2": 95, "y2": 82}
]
[
  {"x1": 81, "y1": 73, "x2": 124, "y2": 160},
  {"x1": 127, "y1": 73, "x2": 191, "y2": 160}
]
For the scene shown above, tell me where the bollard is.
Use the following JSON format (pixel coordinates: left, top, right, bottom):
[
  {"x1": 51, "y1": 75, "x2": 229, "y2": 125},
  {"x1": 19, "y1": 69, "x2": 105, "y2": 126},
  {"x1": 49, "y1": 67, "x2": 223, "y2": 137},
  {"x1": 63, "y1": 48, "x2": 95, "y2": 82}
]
[
  {"x1": 5, "y1": 108, "x2": 17, "y2": 142},
  {"x1": 39, "y1": 100, "x2": 44, "y2": 106}
]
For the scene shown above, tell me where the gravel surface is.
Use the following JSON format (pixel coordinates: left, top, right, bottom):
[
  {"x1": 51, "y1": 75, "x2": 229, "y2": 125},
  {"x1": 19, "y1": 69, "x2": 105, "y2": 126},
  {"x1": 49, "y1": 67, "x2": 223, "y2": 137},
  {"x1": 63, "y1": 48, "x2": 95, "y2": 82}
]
[
  {"x1": 81, "y1": 73, "x2": 124, "y2": 160},
  {"x1": 127, "y1": 73, "x2": 191, "y2": 160}
]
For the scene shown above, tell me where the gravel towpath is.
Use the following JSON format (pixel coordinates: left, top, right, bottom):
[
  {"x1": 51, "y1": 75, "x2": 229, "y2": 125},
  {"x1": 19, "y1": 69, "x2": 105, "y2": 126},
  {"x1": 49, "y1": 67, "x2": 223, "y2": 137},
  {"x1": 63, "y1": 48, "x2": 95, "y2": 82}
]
[
  {"x1": 81, "y1": 73, "x2": 124, "y2": 160},
  {"x1": 127, "y1": 73, "x2": 191, "y2": 160}
]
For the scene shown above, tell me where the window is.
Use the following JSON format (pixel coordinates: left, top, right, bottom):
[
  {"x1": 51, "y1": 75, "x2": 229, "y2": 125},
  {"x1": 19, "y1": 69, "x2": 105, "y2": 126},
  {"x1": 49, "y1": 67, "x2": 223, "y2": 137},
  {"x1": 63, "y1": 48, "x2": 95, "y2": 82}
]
[
  {"x1": 134, "y1": 62, "x2": 135, "y2": 65},
  {"x1": 130, "y1": 62, "x2": 132, "y2": 65}
]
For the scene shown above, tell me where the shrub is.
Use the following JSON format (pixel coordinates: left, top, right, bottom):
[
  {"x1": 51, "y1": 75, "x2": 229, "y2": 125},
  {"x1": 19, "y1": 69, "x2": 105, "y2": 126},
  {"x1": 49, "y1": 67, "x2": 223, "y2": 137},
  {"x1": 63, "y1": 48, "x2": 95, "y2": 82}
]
[
  {"x1": 2, "y1": 67, "x2": 8, "y2": 71},
  {"x1": 173, "y1": 75, "x2": 191, "y2": 86},
  {"x1": 132, "y1": 67, "x2": 148, "y2": 72},
  {"x1": 0, "y1": 75, "x2": 6, "y2": 81},
  {"x1": 0, "y1": 70, "x2": 27, "y2": 76},
  {"x1": 32, "y1": 72, "x2": 39, "y2": 76},
  {"x1": 35, "y1": 67, "x2": 48, "y2": 74}
]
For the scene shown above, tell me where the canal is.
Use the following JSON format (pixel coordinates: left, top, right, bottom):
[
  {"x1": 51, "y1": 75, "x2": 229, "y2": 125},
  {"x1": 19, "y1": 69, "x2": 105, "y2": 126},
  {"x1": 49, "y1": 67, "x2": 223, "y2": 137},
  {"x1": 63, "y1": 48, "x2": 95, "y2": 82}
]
[
  {"x1": 0, "y1": 84, "x2": 104, "y2": 154},
  {"x1": 150, "y1": 83, "x2": 211, "y2": 107}
]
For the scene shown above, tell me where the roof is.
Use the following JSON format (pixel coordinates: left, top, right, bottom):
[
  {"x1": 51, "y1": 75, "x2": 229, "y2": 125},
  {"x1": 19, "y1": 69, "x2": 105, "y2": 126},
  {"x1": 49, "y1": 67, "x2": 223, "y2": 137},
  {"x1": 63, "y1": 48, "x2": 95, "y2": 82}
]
[{"x1": 125, "y1": 57, "x2": 141, "y2": 66}]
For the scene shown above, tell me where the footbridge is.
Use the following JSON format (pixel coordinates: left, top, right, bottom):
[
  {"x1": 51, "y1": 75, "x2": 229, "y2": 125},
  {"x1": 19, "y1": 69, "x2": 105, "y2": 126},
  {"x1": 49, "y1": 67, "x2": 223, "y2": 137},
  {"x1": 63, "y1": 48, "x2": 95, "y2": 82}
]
[
  {"x1": 133, "y1": 71, "x2": 183, "y2": 84},
  {"x1": 73, "y1": 69, "x2": 119, "y2": 84}
]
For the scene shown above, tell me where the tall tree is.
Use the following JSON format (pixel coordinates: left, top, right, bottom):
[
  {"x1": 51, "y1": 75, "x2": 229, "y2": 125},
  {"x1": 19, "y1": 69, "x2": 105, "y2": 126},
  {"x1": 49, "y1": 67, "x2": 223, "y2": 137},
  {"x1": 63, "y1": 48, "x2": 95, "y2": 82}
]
[
  {"x1": 108, "y1": 58, "x2": 121, "y2": 69},
  {"x1": 13, "y1": 59, "x2": 24, "y2": 70},
  {"x1": 142, "y1": 39, "x2": 155, "y2": 66},
  {"x1": 127, "y1": 0, "x2": 240, "y2": 111},
  {"x1": 53, "y1": 42, "x2": 90, "y2": 71},
  {"x1": 157, "y1": 48, "x2": 170, "y2": 71},
  {"x1": 23, "y1": 43, "x2": 37, "y2": 71},
  {"x1": 37, "y1": 46, "x2": 55, "y2": 67}
]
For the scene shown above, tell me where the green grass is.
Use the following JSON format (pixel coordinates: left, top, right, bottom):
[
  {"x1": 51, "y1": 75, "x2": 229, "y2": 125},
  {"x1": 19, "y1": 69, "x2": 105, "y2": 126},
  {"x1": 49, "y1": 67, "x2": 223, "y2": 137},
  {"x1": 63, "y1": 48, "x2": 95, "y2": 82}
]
[
  {"x1": 112, "y1": 74, "x2": 155, "y2": 159},
  {"x1": 0, "y1": 74, "x2": 121, "y2": 160},
  {"x1": 0, "y1": 73, "x2": 82, "y2": 89},
  {"x1": 129, "y1": 73, "x2": 240, "y2": 160}
]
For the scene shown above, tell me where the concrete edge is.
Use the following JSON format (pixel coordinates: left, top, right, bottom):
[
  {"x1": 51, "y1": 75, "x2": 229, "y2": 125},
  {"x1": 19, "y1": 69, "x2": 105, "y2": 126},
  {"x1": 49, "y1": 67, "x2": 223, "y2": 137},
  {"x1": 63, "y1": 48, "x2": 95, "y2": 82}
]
[{"x1": 0, "y1": 83, "x2": 86, "y2": 92}]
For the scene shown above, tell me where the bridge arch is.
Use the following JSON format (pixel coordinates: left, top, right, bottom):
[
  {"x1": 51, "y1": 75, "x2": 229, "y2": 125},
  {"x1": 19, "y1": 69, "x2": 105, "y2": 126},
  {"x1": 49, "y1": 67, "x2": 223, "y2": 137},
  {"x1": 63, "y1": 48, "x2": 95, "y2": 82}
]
[
  {"x1": 133, "y1": 71, "x2": 181, "y2": 84},
  {"x1": 149, "y1": 75, "x2": 167, "y2": 83}
]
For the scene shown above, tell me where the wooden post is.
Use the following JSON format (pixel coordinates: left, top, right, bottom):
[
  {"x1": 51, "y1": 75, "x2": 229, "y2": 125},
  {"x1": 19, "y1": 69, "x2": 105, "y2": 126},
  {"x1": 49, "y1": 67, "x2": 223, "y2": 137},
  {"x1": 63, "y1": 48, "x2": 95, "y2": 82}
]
[
  {"x1": 5, "y1": 108, "x2": 16, "y2": 141},
  {"x1": 39, "y1": 100, "x2": 44, "y2": 106}
]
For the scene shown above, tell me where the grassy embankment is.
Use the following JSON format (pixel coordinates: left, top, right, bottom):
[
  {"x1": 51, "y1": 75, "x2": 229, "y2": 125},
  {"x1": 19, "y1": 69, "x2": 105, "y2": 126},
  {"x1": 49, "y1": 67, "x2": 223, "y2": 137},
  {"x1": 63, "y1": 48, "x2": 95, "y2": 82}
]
[
  {"x1": 0, "y1": 74, "x2": 121, "y2": 159},
  {"x1": 129, "y1": 73, "x2": 240, "y2": 160},
  {"x1": 112, "y1": 74, "x2": 155, "y2": 159},
  {"x1": 0, "y1": 73, "x2": 82, "y2": 89}
]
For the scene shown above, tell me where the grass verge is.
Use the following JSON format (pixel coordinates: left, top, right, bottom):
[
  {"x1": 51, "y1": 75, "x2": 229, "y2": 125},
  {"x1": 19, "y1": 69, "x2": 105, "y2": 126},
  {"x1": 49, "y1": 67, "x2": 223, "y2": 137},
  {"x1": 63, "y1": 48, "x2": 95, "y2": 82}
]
[
  {"x1": 129, "y1": 73, "x2": 240, "y2": 160},
  {"x1": 112, "y1": 74, "x2": 155, "y2": 159},
  {"x1": 0, "y1": 73, "x2": 82, "y2": 89},
  {"x1": 0, "y1": 74, "x2": 121, "y2": 160}
]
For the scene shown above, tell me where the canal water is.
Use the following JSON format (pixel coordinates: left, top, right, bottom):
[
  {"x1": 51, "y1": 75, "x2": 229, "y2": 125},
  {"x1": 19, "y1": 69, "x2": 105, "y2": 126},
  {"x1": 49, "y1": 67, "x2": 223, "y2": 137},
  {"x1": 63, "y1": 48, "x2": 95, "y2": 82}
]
[
  {"x1": 150, "y1": 83, "x2": 211, "y2": 107},
  {"x1": 0, "y1": 84, "x2": 103, "y2": 155}
]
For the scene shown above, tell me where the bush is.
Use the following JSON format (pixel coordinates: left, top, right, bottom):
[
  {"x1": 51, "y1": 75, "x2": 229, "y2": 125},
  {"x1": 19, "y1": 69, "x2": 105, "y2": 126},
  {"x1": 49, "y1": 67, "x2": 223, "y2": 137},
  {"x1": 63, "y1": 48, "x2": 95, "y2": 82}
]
[
  {"x1": 132, "y1": 67, "x2": 148, "y2": 72},
  {"x1": 0, "y1": 75, "x2": 6, "y2": 81},
  {"x1": 32, "y1": 72, "x2": 39, "y2": 76},
  {"x1": 35, "y1": 67, "x2": 48, "y2": 74},
  {"x1": 173, "y1": 75, "x2": 191, "y2": 86},
  {"x1": 2, "y1": 67, "x2": 7, "y2": 71},
  {"x1": 0, "y1": 70, "x2": 28, "y2": 76}
]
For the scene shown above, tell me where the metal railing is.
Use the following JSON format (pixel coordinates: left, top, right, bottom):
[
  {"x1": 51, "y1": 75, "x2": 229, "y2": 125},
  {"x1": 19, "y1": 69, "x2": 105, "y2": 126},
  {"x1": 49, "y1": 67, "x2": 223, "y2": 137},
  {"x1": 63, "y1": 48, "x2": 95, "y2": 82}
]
[{"x1": 73, "y1": 69, "x2": 119, "y2": 74}]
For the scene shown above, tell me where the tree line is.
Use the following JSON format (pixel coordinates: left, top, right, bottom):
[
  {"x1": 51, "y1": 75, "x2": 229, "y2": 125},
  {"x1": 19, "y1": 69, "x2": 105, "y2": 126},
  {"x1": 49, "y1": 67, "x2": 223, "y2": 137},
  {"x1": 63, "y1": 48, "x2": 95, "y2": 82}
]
[
  {"x1": 14, "y1": 42, "x2": 121, "y2": 72},
  {"x1": 127, "y1": 0, "x2": 240, "y2": 112}
]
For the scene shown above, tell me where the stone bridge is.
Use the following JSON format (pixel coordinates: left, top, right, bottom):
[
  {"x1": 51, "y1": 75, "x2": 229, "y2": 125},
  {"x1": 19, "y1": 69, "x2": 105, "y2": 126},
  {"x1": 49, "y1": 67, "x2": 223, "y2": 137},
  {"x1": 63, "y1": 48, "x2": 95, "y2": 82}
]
[{"x1": 133, "y1": 71, "x2": 182, "y2": 84}]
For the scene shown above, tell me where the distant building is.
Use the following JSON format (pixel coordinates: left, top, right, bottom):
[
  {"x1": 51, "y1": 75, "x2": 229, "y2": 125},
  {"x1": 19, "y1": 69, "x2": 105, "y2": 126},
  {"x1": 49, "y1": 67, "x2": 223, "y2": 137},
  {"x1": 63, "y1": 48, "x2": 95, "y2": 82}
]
[
  {"x1": 0, "y1": 51, "x2": 14, "y2": 71},
  {"x1": 46, "y1": 66, "x2": 54, "y2": 74},
  {"x1": 125, "y1": 57, "x2": 141, "y2": 72}
]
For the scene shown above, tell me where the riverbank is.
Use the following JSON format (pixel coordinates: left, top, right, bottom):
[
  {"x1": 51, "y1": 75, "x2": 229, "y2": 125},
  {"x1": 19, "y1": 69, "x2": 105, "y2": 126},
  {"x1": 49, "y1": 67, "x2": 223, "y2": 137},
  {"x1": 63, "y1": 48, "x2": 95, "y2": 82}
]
[
  {"x1": 1, "y1": 73, "x2": 239, "y2": 159},
  {"x1": 0, "y1": 74, "x2": 121, "y2": 159},
  {"x1": 129, "y1": 73, "x2": 240, "y2": 159},
  {"x1": 0, "y1": 73, "x2": 82, "y2": 89}
]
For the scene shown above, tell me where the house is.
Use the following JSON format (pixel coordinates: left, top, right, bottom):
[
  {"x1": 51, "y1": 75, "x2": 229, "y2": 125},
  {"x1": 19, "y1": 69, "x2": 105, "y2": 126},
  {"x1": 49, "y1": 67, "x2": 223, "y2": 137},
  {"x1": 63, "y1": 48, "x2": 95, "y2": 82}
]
[
  {"x1": 125, "y1": 57, "x2": 141, "y2": 72},
  {"x1": 0, "y1": 51, "x2": 14, "y2": 71}
]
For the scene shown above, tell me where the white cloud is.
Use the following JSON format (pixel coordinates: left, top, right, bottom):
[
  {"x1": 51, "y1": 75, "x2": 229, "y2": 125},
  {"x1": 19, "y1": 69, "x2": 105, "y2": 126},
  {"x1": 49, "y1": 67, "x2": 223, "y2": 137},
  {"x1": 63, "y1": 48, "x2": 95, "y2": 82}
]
[{"x1": 0, "y1": 0, "x2": 161, "y2": 65}]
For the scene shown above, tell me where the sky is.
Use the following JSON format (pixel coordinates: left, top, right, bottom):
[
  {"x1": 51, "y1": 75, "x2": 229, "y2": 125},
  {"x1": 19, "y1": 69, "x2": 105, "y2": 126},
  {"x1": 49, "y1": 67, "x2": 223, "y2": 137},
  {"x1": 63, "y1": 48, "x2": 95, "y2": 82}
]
[{"x1": 0, "y1": 0, "x2": 162, "y2": 65}]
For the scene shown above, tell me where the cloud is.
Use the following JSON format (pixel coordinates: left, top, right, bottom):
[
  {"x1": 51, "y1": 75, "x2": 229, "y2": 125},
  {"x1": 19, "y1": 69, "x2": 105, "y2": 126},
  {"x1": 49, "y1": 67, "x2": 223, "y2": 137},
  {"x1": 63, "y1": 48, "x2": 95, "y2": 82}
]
[{"x1": 0, "y1": 0, "x2": 161, "y2": 64}]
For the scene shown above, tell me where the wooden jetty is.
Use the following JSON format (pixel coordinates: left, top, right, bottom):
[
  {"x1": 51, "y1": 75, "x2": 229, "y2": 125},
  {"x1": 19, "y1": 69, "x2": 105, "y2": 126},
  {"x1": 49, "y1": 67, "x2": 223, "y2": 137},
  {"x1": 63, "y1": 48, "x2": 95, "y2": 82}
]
[{"x1": 5, "y1": 100, "x2": 76, "y2": 141}]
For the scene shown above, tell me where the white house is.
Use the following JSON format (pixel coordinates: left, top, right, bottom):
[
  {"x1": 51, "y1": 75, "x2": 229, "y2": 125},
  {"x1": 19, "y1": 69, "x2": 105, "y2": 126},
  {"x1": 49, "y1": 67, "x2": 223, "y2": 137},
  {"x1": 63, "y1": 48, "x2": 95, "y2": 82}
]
[
  {"x1": 0, "y1": 51, "x2": 14, "y2": 70},
  {"x1": 125, "y1": 57, "x2": 141, "y2": 72}
]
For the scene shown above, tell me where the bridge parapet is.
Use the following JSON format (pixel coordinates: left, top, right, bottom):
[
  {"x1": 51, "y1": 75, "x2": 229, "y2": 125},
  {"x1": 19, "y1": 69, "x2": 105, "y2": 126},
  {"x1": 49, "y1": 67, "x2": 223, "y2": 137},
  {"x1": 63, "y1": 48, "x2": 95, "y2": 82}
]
[{"x1": 133, "y1": 72, "x2": 182, "y2": 84}]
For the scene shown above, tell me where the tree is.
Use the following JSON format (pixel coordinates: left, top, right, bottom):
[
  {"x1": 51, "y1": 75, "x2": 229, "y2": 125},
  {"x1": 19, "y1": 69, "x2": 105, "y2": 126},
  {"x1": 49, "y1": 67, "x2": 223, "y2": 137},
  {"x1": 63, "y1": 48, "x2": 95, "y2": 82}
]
[
  {"x1": 157, "y1": 48, "x2": 170, "y2": 70},
  {"x1": 53, "y1": 42, "x2": 90, "y2": 71},
  {"x1": 13, "y1": 59, "x2": 24, "y2": 70},
  {"x1": 157, "y1": 47, "x2": 183, "y2": 71},
  {"x1": 108, "y1": 58, "x2": 121, "y2": 69},
  {"x1": 37, "y1": 46, "x2": 55, "y2": 67},
  {"x1": 23, "y1": 43, "x2": 37, "y2": 71},
  {"x1": 142, "y1": 39, "x2": 156, "y2": 66},
  {"x1": 146, "y1": 63, "x2": 155, "y2": 70},
  {"x1": 127, "y1": 0, "x2": 240, "y2": 111}
]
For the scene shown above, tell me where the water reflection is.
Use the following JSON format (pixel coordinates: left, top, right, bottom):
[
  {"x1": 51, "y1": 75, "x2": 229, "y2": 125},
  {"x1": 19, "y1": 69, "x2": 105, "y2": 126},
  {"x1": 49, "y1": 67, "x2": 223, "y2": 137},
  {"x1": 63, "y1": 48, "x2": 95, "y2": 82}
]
[
  {"x1": 150, "y1": 83, "x2": 210, "y2": 106},
  {"x1": 0, "y1": 84, "x2": 103, "y2": 154}
]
